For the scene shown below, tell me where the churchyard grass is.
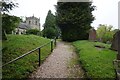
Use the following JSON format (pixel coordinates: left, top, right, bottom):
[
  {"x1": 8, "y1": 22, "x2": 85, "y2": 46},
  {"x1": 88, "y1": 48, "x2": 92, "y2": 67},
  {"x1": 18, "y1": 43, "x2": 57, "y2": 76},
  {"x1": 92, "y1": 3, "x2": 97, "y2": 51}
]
[
  {"x1": 2, "y1": 35, "x2": 52, "y2": 79},
  {"x1": 73, "y1": 40, "x2": 117, "y2": 78}
]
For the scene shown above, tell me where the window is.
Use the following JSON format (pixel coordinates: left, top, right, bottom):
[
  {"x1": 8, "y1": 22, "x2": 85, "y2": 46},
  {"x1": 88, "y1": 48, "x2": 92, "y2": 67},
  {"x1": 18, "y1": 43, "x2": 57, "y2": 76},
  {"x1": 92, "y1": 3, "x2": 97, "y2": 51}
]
[
  {"x1": 36, "y1": 21, "x2": 37, "y2": 25},
  {"x1": 29, "y1": 21, "x2": 31, "y2": 24}
]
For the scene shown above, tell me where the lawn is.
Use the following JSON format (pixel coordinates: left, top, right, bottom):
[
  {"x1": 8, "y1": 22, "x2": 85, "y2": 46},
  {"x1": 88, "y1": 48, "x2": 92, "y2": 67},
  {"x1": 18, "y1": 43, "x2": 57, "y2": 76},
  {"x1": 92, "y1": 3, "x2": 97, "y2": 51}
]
[
  {"x1": 2, "y1": 35, "x2": 52, "y2": 79},
  {"x1": 73, "y1": 40, "x2": 117, "y2": 78}
]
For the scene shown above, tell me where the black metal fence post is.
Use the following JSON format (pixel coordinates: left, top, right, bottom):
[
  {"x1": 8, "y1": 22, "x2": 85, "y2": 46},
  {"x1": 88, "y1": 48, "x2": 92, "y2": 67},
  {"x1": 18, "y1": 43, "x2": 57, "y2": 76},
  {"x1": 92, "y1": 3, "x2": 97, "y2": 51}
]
[
  {"x1": 38, "y1": 48, "x2": 41, "y2": 66},
  {"x1": 51, "y1": 40, "x2": 53, "y2": 52},
  {"x1": 54, "y1": 38, "x2": 56, "y2": 47}
]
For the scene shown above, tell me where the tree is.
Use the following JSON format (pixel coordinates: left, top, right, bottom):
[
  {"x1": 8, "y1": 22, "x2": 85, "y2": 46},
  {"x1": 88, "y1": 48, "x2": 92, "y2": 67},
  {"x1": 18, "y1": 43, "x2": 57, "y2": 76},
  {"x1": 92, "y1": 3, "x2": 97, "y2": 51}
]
[
  {"x1": 1, "y1": 0, "x2": 18, "y2": 13},
  {"x1": 96, "y1": 24, "x2": 115, "y2": 43},
  {"x1": 2, "y1": 14, "x2": 20, "y2": 34},
  {"x1": 43, "y1": 10, "x2": 60, "y2": 39},
  {"x1": 1, "y1": 0, "x2": 18, "y2": 40},
  {"x1": 56, "y1": 2, "x2": 95, "y2": 41}
]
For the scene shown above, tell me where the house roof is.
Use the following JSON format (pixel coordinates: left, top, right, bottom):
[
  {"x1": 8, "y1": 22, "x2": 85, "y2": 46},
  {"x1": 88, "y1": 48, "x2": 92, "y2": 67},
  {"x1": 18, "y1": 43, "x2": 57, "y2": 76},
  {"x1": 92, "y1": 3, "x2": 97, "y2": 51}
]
[{"x1": 18, "y1": 22, "x2": 29, "y2": 29}]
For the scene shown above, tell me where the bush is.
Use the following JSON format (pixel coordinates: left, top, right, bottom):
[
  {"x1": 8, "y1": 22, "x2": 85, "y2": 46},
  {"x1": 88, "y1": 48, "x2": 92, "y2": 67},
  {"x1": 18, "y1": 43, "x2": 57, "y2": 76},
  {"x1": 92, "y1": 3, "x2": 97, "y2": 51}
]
[
  {"x1": 26, "y1": 29, "x2": 41, "y2": 35},
  {"x1": 60, "y1": 25, "x2": 89, "y2": 42},
  {"x1": 43, "y1": 27, "x2": 57, "y2": 39}
]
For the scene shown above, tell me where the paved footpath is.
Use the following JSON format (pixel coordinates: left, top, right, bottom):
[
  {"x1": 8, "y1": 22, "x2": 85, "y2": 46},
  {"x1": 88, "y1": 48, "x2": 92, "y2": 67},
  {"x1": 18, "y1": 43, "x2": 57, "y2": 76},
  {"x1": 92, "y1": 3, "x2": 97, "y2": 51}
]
[{"x1": 29, "y1": 41, "x2": 84, "y2": 78}]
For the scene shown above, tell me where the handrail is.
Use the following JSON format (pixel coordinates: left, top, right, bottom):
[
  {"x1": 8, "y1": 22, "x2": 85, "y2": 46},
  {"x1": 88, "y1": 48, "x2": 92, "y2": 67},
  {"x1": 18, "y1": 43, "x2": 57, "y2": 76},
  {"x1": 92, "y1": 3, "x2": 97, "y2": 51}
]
[{"x1": 1, "y1": 38, "x2": 56, "y2": 67}]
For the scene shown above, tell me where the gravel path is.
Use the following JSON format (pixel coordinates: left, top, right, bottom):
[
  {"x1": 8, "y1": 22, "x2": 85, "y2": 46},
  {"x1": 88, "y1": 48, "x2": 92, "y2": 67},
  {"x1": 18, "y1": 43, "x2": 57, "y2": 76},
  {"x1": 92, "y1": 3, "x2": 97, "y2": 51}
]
[{"x1": 29, "y1": 41, "x2": 84, "y2": 78}]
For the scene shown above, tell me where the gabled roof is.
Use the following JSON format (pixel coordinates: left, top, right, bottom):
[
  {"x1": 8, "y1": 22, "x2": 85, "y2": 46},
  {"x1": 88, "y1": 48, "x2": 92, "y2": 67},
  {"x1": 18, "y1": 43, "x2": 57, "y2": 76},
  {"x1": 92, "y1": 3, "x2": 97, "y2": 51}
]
[{"x1": 18, "y1": 22, "x2": 29, "y2": 29}]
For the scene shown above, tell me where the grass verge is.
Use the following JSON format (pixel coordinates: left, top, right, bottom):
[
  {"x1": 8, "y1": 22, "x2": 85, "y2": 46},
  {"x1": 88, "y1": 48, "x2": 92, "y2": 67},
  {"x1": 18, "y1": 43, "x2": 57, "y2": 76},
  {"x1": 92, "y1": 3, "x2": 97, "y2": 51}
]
[
  {"x1": 72, "y1": 40, "x2": 117, "y2": 78},
  {"x1": 2, "y1": 35, "x2": 52, "y2": 79}
]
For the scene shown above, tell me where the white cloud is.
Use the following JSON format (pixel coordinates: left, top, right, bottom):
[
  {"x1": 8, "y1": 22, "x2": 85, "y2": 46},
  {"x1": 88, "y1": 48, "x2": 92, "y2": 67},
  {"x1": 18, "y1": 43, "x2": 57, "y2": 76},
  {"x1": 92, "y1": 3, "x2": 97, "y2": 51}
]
[
  {"x1": 10, "y1": 0, "x2": 57, "y2": 30},
  {"x1": 92, "y1": 0, "x2": 119, "y2": 29}
]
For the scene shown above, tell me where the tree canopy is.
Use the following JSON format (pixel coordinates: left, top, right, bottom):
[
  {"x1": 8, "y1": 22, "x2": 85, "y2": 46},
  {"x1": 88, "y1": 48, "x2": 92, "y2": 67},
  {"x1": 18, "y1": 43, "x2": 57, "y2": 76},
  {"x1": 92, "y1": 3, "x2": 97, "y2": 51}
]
[
  {"x1": 1, "y1": 0, "x2": 19, "y2": 40},
  {"x1": 56, "y1": 2, "x2": 95, "y2": 41},
  {"x1": 2, "y1": 14, "x2": 20, "y2": 34},
  {"x1": 1, "y1": 0, "x2": 18, "y2": 13},
  {"x1": 43, "y1": 10, "x2": 60, "y2": 39},
  {"x1": 96, "y1": 24, "x2": 115, "y2": 43}
]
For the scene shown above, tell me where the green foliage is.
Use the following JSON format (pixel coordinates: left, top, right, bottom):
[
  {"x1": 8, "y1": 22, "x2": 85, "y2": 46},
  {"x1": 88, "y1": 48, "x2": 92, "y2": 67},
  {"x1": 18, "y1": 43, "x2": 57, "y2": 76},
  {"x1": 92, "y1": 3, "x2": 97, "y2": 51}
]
[
  {"x1": 44, "y1": 10, "x2": 56, "y2": 28},
  {"x1": 73, "y1": 40, "x2": 116, "y2": 78},
  {"x1": 43, "y1": 27, "x2": 57, "y2": 39},
  {"x1": 2, "y1": 13, "x2": 20, "y2": 34},
  {"x1": 96, "y1": 24, "x2": 115, "y2": 43},
  {"x1": 2, "y1": 35, "x2": 52, "y2": 79},
  {"x1": 1, "y1": 0, "x2": 18, "y2": 12},
  {"x1": 1, "y1": 0, "x2": 19, "y2": 40},
  {"x1": 56, "y1": 2, "x2": 95, "y2": 41},
  {"x1": 43, "y1": 10, "x2": 60, "y2": 39},
  {"x1": 26, "y1": 29, "x2": 41, "y2": 35},
  {"x1": 113, "y1": 29, "x2": 119, "y2": 34}
]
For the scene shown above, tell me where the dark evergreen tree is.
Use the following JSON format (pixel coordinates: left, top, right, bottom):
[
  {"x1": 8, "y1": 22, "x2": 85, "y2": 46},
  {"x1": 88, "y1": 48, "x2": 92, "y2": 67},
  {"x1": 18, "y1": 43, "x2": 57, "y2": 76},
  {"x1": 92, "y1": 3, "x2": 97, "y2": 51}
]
[
  {"x1": 43, "y1": 10, "x2": 60, "y2": 39},
  {"x1": 56, "y1": 2, "x2": 95, "y2": 41}
]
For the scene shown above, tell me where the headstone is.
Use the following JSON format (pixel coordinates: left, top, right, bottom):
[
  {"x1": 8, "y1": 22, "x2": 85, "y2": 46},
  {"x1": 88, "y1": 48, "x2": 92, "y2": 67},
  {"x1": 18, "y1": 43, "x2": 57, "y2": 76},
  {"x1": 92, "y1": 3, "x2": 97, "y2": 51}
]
[
  {"x1": 118, "y1": 30, "x2": 120, "y2": 60},
  {"x1": 89, "y1": 28, "x2": 97, "y2": 41},
  {"x1": 111, "y1": 31, "x2": 120, "y2": 51}
]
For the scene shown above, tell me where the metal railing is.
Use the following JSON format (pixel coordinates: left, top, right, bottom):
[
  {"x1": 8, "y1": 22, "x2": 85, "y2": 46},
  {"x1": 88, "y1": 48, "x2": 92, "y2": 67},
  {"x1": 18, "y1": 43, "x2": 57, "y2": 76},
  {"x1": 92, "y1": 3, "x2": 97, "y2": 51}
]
[{"x1": 1, "y1": 38, "x2": 57, "y2": 67}]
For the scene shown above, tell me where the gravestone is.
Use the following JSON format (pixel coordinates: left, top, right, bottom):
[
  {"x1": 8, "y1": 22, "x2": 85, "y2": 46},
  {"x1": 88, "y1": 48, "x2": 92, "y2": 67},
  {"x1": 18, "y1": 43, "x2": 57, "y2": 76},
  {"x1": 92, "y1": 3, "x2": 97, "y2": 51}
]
[
  {"x1": 89, "y1": 28, "x2": 96, "y2": 41},
  {"x1": 112, "y1": 31, "x2": 120, "y2": 80},
  {"x1": 117, "y1": 30, "x2": 120, "y2": 60},
  {"x1": 111, "y1": 31, "x2": 120, "y2": 51}
]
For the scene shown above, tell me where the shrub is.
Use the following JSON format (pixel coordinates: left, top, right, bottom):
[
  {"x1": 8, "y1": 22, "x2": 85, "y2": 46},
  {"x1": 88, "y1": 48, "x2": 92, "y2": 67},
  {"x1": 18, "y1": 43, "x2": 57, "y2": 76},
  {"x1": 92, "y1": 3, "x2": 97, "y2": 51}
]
[
  {"x1": 26, "y1": 29, "x2": 41, "y2": 35},
  {"x1": 43, "y1": 27, "x2": 58, "y2": 39}
]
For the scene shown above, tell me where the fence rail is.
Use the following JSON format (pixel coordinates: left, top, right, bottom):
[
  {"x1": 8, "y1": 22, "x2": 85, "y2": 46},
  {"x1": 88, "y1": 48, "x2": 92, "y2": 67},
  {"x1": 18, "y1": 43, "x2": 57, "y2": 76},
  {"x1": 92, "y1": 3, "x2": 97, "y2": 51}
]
[{"x1": 1, "y1": 38, "x2": 56, "y2": 67}]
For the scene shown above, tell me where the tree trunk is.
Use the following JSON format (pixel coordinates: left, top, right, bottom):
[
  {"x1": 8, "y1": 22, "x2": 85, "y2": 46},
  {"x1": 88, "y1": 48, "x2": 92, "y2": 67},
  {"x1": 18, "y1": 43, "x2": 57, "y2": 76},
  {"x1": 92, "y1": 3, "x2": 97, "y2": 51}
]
[{"x1": 2, "y1": 30, "x2": 7, "y2": 40}]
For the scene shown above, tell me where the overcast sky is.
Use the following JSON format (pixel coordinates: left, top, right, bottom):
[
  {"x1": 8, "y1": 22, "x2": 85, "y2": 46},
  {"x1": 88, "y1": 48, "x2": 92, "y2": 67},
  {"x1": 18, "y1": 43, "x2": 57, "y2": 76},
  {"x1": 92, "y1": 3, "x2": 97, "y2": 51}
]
[{"x1": 10, "y1": 0, "x2": 119, "y2": 30}]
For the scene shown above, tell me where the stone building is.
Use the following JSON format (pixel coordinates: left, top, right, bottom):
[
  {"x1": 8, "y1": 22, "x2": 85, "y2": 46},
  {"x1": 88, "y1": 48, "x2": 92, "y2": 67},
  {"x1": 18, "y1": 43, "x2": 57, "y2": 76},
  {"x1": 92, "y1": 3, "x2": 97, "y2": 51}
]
[
  {"x1": 12, "y1": 22, "x2": 28, "y2": 35},
  {"x1": 26, "y1": 16, "x2": 40, "y2": 30},
  {"x1": 14, "y1": 15, "x2": 40, "y2": 35}
]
